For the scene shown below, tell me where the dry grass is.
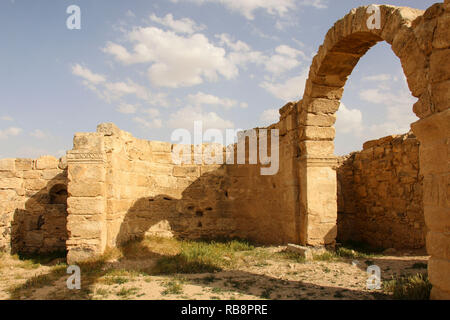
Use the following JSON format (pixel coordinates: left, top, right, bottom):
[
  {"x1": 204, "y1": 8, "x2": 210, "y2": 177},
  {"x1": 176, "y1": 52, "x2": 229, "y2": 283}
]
[
  {"x1": 1, "y1": 237, "x2": 430, "y2": 300},
  {"x1": 383, "y1": 273, "x2": 431, "y2": 300}
]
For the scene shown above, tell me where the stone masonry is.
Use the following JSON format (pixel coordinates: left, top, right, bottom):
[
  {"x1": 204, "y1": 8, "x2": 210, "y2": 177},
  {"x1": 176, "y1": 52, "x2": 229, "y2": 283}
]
[
  {"x1": 0, "y1": 2, "x2": 448, "y2": 299},
  {"x1": 337, "y1": 132, "x2": 425, "y2": 249},
  {"x1": 0, "y1": 156, "x2": 68, "y2": 254}
]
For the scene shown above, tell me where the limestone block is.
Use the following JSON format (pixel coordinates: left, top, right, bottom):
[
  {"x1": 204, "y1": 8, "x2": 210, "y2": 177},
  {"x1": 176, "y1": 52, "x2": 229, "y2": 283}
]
[
  {"x1": 67, "y1": 197, "x2": 105, "y2": 215},
  {"x1": 150, "y1": 141, "x2": 172, "y2": 153},
  {"x1": 149, "y1": 163, "x2": 174, "y2": 176},
  {"x1": 68, "y1": 164, "x2": 106, "y2": 183},
  {"x1": 300, "y1": 141, "x2": 334, "y2": 158},
  {"x1": 304, "y1": 81, "x2": 344, "y2": 100},
  {"x1": 305, "y1": 98, "x2": 340, "y2": 114},
  {"x1": 22, "y1": 171, "x2": 41, "y2": 179},
  {"x1": 68, "y1": 182, "x2": 105, "y2": 197},
  {"x1": 97, "y1": 122, "x2": 121, "y2": 137},
  {"x1": 300, "y1": 112, "x2": 336, "y2": 127},
  {"x1": 152, "y1": 152, "x2": 173, "y2": 164},
  {"x1": 0, "y1": 177, "x2": 22, "y2": 189},
  {"x1": 0, "y1": 190, "x2": 17, "y2": 201},
  {"x1": 41, "y1": 169, "x2": 63, "y2": 180},
  {"x1": 15, "y1": 159, "x2": 33, "y2": 171},
  {"x1": 67, "y1": 220, "x2": 104, "y2": 239},
  {"x1": 36, "y1": 156, "x2": 58, "y2": 170},
  {"x1": 286, "y1": 244, "x2": 314, "y2": 260},
  {"x1": 72, "y1": 132, "x2": 104, "y2": 152},
  {"x1": 23, "y1": 178, "x2": 47, "y2": 191},
  {"x1": 0, "y1": 159, "x2": 15, "y2": 171}
]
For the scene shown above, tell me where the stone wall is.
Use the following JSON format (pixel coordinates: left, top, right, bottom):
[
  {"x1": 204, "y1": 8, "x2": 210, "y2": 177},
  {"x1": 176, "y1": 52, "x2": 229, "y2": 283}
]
[
  {"x1": 65, "y1": 104, "x2": 300, "y2": 262},
  {"x1": 337, "y1": 132, "x2": 425, "y2": 249},
  {"x1": 0, "y1": 156, "x2": 68, "y2": 254}
]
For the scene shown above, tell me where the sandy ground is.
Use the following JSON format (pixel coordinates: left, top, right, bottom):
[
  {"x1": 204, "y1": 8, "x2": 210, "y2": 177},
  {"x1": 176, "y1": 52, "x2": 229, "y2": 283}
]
[{"x1": 0, "y1": 247, "x2": 428, "y2": 300}]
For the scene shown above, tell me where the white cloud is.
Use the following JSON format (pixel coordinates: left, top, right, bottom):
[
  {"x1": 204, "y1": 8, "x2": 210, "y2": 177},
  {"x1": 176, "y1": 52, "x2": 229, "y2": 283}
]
[
  {"x1": 362, "y1": 74, "x2": 391, "y2": 82},
  {"x1": 30, "y1": 129, "x2": 48, "y2": 139},
  {"x1": 150, "y1": 13, "x2": 205, "y2": 34},
  {"x1": 133, "y1": 117, "x2": 163, "y2": 129},
  {"x1": 0, "y1": 116, "x2": 13, "y2": 121},
  {"x1": 167, "y1": 106, "x2": 234, "y2": 130},
  {"x1": 335, "y1": 103, "x2": 363, "y2": 135},
  {"x1": 143, "y1": 108, "x2": 160, "y2": 117},
  {"x1": 72, "y1": 64, "x2": 169, "y2": 106},
  {"x1": 126, "y1": 10, "x2": 136, "y2": 18},
  {"x1": 342, "y1": 79, "x2": 417, "y2": 145},
  {"x1": 187, "y1": 92, "x2": 246, "y2": 110},
  {"x1": 117, "y1": 103, "x2": 138, "y2": 114},
  {"x1": 299, "y1": 0, "x2": 327, "y2": 9},
  {"x1": 260, "y1": 70, "x2": 308, "y2": 101},
  {"x1": 264, "y1": 45, "x2": 306, "y2": 75},
  {"x1": 0, "y1": 127, "x2": 22, "y2": 139},
  {"x1": 170, "y1": 0, "x2": 326, "y2": 20},
  {"x1": 71, "y1": 64, "x2": 106, "y2": 84},
  {"x1": 103, "y1": 27, "x2": 238, "y2": 88},
  {"x1": 216, "y1": 33, "x2": 251, "y2": 52},
  {"x1": 259, "y1": 109, "x2": 279, "y2": 126}
]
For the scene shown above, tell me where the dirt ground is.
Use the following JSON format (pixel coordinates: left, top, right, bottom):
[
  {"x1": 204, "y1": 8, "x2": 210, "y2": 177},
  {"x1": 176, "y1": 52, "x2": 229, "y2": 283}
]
[{"x1": 0, "y1": 243, "x2": 429, "y2": 300}]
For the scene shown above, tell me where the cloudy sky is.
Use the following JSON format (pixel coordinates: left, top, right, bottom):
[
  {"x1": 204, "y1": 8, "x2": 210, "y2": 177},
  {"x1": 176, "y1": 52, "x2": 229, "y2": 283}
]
[{"x1": 0, "y1": 0, "x2": 437, "y2": 158}]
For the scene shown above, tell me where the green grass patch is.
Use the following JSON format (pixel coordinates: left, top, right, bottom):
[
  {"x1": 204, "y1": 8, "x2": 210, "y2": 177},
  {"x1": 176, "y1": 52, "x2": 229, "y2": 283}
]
[
  {"x1": 162, "y1": 280, "x2": 184, "y2": 295},
  {"x1": 152, "y1": 239, "x2": 253, "y2": 274},
  {"x1": 276, "y1": 251, "x2": 306, "y2": 263},
  {"x1": 117, "y1": 287, "x2": 140, "y2": 298}
]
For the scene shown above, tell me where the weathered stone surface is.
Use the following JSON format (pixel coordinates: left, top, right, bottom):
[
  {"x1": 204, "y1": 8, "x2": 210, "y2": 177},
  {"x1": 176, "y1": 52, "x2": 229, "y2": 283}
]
[
  {"x1": 36, "y1": 156, "x2": 58, "y2": 170},
  {"x1": 1, "y1": 2, "x2": 449, "y2": 302},
  {"x1": 337, "y1": 132, "x2": 425, "y2": 249},
  {"x1": 0, "y1": 159, "x2": 15, "y2": 171}
]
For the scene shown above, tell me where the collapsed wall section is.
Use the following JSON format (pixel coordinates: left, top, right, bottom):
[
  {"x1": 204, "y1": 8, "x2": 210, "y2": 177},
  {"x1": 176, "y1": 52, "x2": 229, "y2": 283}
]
[
  {"x1": 0, "y1": 156, "x2": 68, "y2": 254},
  {"x1": 337, "y1": 132, "x2": 425, "y2": 249}
]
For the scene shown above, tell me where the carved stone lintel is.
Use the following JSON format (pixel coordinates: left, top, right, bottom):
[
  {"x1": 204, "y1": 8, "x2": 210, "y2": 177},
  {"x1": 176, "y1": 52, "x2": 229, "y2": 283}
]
[
  {"x1": 300, "y1": 155, "x2": 338, "y2": 168},
  {"x1": 66, "y1": 151, "x2": 106, "y2": 164}
]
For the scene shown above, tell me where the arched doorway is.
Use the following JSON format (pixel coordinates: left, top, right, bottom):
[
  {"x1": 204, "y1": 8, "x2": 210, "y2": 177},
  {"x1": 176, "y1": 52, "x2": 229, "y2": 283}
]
[{"x1": 297, "y1": 4, "x2": 449, "y2": 299}]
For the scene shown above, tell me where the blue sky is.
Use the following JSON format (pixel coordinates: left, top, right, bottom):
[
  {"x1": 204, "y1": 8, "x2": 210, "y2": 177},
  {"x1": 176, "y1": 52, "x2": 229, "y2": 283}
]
[{"x1": 0, "y1": 0, "x2": 438, "y2": 158}]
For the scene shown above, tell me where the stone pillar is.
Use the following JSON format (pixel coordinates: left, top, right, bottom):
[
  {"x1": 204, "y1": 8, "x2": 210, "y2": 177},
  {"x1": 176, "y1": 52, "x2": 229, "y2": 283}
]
[
  {"x1": 299, "y1": 155, "x2": 338, "y2": 246},
  {"x1": 411, "y1": 109, "x2": 450, "y2": 300},
  {"x1": 66, "y1": 132, "x2": 107, "y2": 264}
]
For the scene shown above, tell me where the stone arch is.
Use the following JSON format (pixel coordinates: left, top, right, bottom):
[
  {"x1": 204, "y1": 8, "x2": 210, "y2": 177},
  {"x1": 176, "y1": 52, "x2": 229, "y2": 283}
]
[{"x1": 297, "y1": 3, "x2": 450, "y2": 299}]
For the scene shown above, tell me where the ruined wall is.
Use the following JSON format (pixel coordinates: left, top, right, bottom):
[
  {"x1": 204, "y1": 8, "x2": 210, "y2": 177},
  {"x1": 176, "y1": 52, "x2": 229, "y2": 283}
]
[
  {"x1": 0, "y1": 156, "x2": 68, "y2": 254},
  {"x1": 337, "y1": 132, "x2": 425, "y2": 249},
  {"x1": 227, "y1": 103, "x2": 300, "y2": 244},
  {"x1": 64, "y1": 103, "x2": 300, "y2": 262},
  {"x1": 98, "y1": 122, "x2": 239, "y2": 246},
  {"x1": 97, "y1": 105, "x2": 300, "y2": 247}
]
